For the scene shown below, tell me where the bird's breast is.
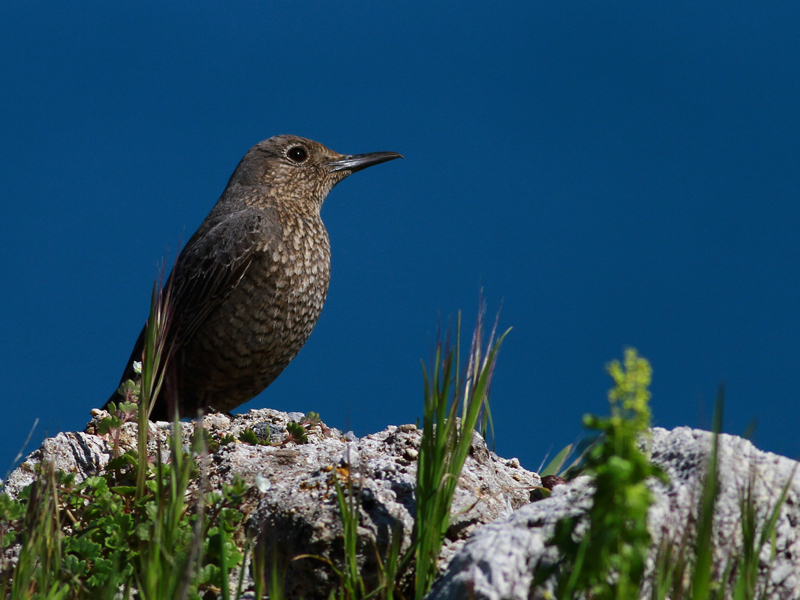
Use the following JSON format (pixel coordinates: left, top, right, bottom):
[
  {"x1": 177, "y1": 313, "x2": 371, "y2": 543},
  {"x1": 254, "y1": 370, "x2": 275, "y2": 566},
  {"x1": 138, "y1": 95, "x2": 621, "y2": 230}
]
[
  {"x1": 267, "y1": 216, "x2": 330, "y2": 298},
  {"x1": 180, "y1": 214, "x2": 331, "y2": 410}
]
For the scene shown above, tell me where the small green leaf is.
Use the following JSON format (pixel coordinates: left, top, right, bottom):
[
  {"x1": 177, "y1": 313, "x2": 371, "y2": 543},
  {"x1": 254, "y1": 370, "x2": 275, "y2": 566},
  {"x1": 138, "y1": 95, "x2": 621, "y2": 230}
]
[
  {"x1": 97, "y1": 415, "x2": 122, "y2": 434},
  {"x1": 239, "y1": 429, "x2": 259, "y2": 445}
]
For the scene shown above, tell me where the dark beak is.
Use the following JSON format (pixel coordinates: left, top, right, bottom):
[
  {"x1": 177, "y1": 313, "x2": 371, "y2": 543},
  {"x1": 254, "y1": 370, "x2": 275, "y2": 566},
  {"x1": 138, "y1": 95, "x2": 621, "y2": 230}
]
[{"x1": 328, "y1": 151, "x2": 403, "y2": 174}]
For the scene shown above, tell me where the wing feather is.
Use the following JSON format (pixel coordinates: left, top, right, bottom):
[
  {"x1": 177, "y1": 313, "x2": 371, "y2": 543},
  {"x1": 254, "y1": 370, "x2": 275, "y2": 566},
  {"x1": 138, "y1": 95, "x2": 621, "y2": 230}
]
[
  {"x1": 169, "y1": 208, "x2": 276, "y2": 342},
  {"x1": 105, "y1": 206, "x2": 281, "y2": 407}
]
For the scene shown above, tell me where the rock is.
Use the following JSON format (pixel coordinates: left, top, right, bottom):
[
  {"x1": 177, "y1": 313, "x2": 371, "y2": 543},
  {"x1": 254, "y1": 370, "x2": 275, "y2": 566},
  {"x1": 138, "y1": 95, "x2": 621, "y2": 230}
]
[
  {"x1": 247, "y1": 421, "x2": 539, "y2": 598},
  {"x1": 1, "y1": 408, "x2": 541, "y2": 599},
  {"x1": 425, "y1": 427, "x2": 800, "y2": 600},
  {"x1": 2, "y1": 431, "x2": 111, "y2": 498}
]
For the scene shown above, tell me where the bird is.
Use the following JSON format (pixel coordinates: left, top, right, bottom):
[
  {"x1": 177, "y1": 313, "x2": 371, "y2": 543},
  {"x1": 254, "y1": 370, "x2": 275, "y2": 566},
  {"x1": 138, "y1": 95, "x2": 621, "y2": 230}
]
[{"x1": 104, "y1": 135, "x2": 402, "y2": 421}]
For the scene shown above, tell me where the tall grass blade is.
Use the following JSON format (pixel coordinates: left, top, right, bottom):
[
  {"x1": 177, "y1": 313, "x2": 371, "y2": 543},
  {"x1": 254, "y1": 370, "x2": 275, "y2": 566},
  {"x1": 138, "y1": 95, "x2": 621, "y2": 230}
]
[
  {"x1": 690, "y1": 384, "x2": 723, "y2": 600},
  {"x1": 136, "y1": 265, "x2": 176, "y2": 501},
  {"x1": 333, "y1": 470, "x2": 366, "y2": 600},
  {"x1": 540, "y1": 445, "x2": 572, "y2": 478},
  {"x1": 412, "y1": 307, "x2": 509, "y2": 600}
]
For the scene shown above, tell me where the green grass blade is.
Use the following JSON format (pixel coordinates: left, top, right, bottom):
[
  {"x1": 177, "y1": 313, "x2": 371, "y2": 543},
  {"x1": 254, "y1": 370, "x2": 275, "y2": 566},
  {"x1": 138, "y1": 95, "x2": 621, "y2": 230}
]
[
  {"x1": 540, "y1": 445, "x2": 572, "y2": 478},
  {"x1": 690, "y1": 385, "x2": 723, "y2": 600}
]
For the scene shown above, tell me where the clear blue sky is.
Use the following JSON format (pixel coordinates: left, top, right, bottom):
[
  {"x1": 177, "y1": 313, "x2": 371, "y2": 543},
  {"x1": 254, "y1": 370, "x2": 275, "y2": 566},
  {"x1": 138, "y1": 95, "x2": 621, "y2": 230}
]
[{"x1": 2, "y1": 2, "x2": 799, "y2": 475}]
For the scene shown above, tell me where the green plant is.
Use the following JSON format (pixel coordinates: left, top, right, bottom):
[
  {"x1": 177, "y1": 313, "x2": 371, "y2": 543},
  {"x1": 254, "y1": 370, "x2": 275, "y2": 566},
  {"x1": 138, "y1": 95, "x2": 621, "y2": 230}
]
[
  {"x1": 332, "y1": 470, "x2": 366, "y2": 600},
  {"x1": 538, "y1": 348, "x2": 667, "y2": 600},
  {"x1": 292, "y1": 310, "x2": 508, "y2": 600},
  {"x1": 238, "y1": 429, "x2": 264, "y2": 446},
  {"x1": 285, "y1": 422, "x2": 308, "y2": 445},
  {"x1": 533, "y1": 361, "x2": 798, "y2": 600},
  {"x1": 1, "y1": 463, "x2": 71, "y2": 600},
  {"x1": 252, "y1": 542, "x2": 284, "y2": 600},
  {"x1": 0, "y1": 412, "x2": 250, "y2": 600},
  {"x1": 649, "y1": 389, "x2": 798, "y2": 600},
  {"x1": 0, "y1": 269, "x2": 251, "y2": 600},
  {"x1": 411, "y1": 310, "x2": 509, "y2": 599},
  {"x1": 10, "y1": 294, "x2": 799, "y2": 600},
  {"x1": 539, "y1": 444, "x2": 573, "y2": 479}
]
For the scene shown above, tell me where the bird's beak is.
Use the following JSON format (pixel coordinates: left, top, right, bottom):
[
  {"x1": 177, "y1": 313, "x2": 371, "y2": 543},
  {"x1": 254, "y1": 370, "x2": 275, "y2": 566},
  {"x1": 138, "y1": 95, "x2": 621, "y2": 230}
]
[{"x1": 327, "y1": 151, "x2": 403, "y2": 173}]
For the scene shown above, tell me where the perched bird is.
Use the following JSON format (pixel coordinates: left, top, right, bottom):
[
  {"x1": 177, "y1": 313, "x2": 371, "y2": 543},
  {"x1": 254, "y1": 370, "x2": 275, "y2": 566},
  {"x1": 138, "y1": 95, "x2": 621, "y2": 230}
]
[{"x1": 105, "y1": 135, "x2": 402, "y2": 420}]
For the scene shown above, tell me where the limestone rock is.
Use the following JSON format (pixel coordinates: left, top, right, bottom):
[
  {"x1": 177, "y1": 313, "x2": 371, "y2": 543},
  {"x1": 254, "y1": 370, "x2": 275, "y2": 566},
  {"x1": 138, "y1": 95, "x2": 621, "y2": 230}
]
[
  {"x1": 2, "y1": 408, "x2": 541, "y2": 599},
  {"x1": 425, "y1": 427, "x2": 800, "y2": 600}
]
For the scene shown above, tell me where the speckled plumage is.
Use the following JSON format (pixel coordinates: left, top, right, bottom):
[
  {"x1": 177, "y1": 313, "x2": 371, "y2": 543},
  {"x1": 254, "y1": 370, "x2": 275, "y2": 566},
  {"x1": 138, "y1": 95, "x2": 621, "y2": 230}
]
[{"x1": 105, "y1": 135, "x2": 401, "y2": 420}]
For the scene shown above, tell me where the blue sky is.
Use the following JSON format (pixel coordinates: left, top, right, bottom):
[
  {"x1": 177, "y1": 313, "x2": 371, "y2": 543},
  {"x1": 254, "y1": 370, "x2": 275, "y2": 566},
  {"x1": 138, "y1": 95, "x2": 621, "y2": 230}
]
[{"x1": 2, "y1": 2, "x2": 800, "y2": 474}]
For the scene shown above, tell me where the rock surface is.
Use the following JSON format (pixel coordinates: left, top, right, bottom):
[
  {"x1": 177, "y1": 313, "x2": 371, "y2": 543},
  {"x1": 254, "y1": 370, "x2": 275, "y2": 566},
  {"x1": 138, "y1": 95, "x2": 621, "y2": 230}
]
[
  {"x1": 2, "y1": 408, "x2": 541, "y2": 599},
  {"x1": 10, "y1": 415, "x2": 793, "y2": 600},
  {"x1": 426, "y1": 426, "x2": 800, "y2": 600}
]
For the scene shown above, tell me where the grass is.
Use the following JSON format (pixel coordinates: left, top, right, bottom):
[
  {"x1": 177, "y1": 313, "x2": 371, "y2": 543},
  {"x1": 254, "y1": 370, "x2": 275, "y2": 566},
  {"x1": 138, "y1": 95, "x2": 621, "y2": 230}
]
[
  {"x1": 411, "y1": 309, "x2": 509, "y2": 599},
  {"x1": 0, "y1": 463, "x2": 69, "y2": 599},
  {"x1": 0, "y1": 286, "x2": 796, "y2": 600},
  {"x1": 646, "y1": 389, "x2": 797, "y2": 600},
  {"x1": 284, "y1": 306, "x2": 509, "y2": 600}
]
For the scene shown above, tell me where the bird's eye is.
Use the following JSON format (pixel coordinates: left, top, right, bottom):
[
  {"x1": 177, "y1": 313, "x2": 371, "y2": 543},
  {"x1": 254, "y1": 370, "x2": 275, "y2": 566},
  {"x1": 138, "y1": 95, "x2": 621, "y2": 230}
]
[{"x1": 287, "y1": 146, "x2": 309, "y2": 163}]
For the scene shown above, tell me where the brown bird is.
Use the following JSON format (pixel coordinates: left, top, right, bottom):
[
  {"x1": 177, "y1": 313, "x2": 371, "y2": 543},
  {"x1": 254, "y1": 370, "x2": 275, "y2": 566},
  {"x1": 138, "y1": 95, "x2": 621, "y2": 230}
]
[{"x1": 105, "y1": 135, "x2": 402, "y2": 420}]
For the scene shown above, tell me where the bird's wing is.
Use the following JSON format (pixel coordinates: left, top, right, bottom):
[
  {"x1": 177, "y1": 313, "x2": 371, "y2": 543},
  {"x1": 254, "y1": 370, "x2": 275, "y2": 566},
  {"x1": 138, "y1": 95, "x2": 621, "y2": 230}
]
[
  {"x1": 167, "y1": 206, "x2": 281, "y2": 344},
  {"x1": 105, "y1": 206, "x2": 280, "y2": 407}
]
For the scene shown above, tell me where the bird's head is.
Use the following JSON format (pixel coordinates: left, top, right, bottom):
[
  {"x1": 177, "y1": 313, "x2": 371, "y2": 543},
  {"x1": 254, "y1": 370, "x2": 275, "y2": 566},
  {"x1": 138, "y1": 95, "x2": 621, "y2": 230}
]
[{"x1": 227, "y1": 135, "x2": 402, "y2": 213}]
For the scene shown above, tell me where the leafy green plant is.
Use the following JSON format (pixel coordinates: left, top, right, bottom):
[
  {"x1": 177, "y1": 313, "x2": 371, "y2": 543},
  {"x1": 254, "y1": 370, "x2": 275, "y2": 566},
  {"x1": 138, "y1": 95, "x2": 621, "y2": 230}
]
[
  {"x1": 7, "y1": 292, "x2": 799, "y2": 600},
  {"x1": 0, "y1": 269, "x2": 251, "y2": 600},
  {"x1": 238, "y1": 429, "x2": 263, "y2": 446},
  {"x1": 538, "y1": 348, "x2": 667, "y2": 600},
  {"x1": 285, "y1": 422, "x2": 308, "y2": 445},
  {"x1": 0, "y1": 419, "x2": 251, "y2": 600},
  {"x1": 533, "y1": 361, "x2": 799, "y2": 600}
]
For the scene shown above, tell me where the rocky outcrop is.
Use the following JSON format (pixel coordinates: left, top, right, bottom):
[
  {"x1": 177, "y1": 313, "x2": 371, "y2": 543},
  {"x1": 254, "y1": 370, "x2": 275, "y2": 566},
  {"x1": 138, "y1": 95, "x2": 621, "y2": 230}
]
[
  {"x1": 2, "y1": 408, "x2": 541, "y2": 599},
  {"x1": 7, "y1": 414, "x2": 796, "y2": 600},
  {"x1": 426, "y1": 427, "x2": 800, "y2": 600}
]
